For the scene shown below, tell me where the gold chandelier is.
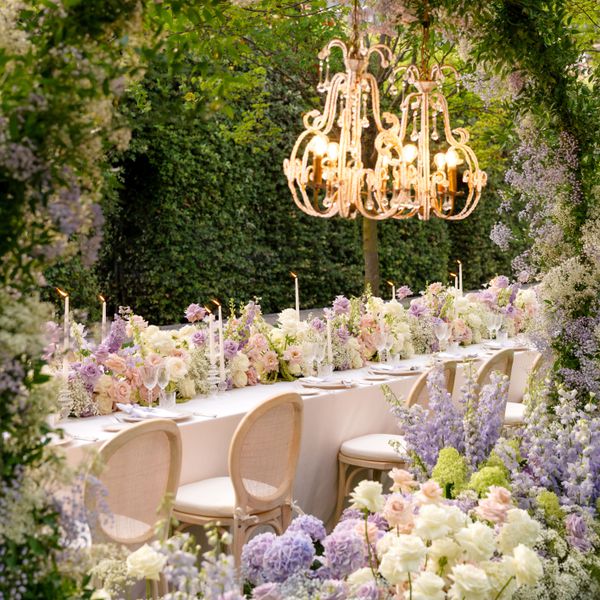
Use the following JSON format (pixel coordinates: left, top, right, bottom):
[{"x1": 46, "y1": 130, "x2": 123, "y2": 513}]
[{"x1": 283, "y1": 9, "x2": 487, "y2": 221}]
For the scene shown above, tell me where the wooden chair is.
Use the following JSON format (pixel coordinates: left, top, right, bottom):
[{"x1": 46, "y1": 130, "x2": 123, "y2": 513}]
[
  {"x1": 476, "y1": 348, "x2": 515, "y2": 389},
  {"x1": 330, "y1": 361, "x2": 458, "y2": 526},
  {"x1": 504, "y1": 351, "x2": 547, "y2": 427},
  {"x1": 85, "y1": 419, "x2": 182, "y2": 598},
  {"x1": 173, "y1": 392, "x2": 303, "y2": 565}
]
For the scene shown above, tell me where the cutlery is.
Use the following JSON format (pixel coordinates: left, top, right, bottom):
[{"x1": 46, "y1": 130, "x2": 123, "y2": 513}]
[
  {"x1": 193, "y1": 412, "x2": 218, "y2": 418},
  {"x1": 71, "y1": 434, "x2": 99, "y2": 442}
]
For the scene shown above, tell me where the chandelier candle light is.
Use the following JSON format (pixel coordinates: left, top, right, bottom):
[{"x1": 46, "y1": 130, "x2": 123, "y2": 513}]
[
  {"x1": 284, "y1": 4, "x2": 486, "y2": 221},
  {"x1": 56, "y1": 288, "x2": 69, "y2": 351}
]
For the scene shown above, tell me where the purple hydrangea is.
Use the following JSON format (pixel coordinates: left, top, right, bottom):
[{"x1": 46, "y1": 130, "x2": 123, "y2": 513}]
[
  {"x1": 565, "y1": 513, "x2": 592, "y2": 552},
  {"x1": 287, "y1": 514, "x2": 327, "y2": 542},
  {"x1": 332, "y1": 295, "x2": 351, "y2": 316},
  {"x1": 320, "y1": 580, "x2": 347, "y2": 600},
  {"x1": 322, "y1": 529, "x2": 366, "y2": 579},
  {"x1": 262, "y1": 532, "x2": 315, "y2": 583},
  {"x1": 192, "y1": 329, "x2": 207, "y2": 347},
  {"x1": 241, "y1": 533, "x2": 276, "y2": 585},
  {"x1": 396, "y1": 285, "x2": 413, "y2": 301},
  {"x1": 184, "y1": 303, "x2": 207, "y2": 323},
  {"x1": 223, "y1": 339, "x2": 240, "y2": 360}
]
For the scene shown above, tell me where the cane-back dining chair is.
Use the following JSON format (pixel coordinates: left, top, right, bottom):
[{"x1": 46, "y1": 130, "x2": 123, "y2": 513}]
[{"x1": 173, "y1": 392, "x2": 303, "y2": 565}]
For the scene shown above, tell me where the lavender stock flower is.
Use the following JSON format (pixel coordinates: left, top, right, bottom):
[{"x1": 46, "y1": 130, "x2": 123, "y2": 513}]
[{"x1": 332, "y1": 295, "x2": 351, "y2": 316}]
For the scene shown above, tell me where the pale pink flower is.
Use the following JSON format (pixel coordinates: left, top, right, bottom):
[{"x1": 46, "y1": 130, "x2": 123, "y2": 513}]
[
  {"x1": 146, "y1": 354, "x2": 163, "y2": 367},
  {"x1": 110, "y1": 379, "x2": 131, "y2": 404},
  {"x1": 172, "y1": 348, "x2": 189, "y2": 361},
  {"x1": 283, "y1": 345, "x2": 303, "y2": 365},
  {"x1": 416, "y1": 480, "x2": 443, "y2": 505},
  {"x1": 354, "y1": 521, "x2": 380, "y2": 545},
  {"x1": 246, "y1": 368, "x2": 259, "y2": 386},
  {"x1": 475, "y1": 486, "x2": 513, "y2": 524},
  {"x1": 383, "y1": 494, "x2": 415, "y2": 532},
  {"x1": 389, "y1": 468, "x2": 418, "y2": 494},
  {"x1": 104, "y1": 354, "x2": 127, "y2": 374},
  {"x1": 262, "y1": 350, "x2": 280, "y2": 373}
]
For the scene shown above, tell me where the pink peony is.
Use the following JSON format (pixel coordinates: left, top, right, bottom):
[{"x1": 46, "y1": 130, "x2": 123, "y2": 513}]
[
  {"x1": 475, "y1": 486, "x2": 512, "y2": 524},
  {"x1": 416, "y1": 480, "x2": 443, "y2": 505},
  {"x1": 383, "y1": 494, "x2": 415, "y2": 532},
  {"x1": 104, "y1": 354, "x2": 127, "y2": 374},
  {"x1": 389, "y1": 468, "x2": 418, "y2": 494},
  {"x1": 283, "y1": 345, "x2": 303, "y2": 366}
]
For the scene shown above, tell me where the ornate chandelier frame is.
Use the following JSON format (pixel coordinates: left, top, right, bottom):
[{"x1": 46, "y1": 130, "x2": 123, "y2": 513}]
[{"x1": 283, "y1": 7, "x2": 487, "y2": 221}]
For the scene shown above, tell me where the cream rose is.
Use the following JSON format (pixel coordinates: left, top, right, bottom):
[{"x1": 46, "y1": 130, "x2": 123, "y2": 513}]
[
  {"x1": 350, "y1": 480, "x2": 385, "y2": 513},
  {"x1": 379, "y1": 534, "x2": 426, "y2": 581},
  {"x1": 347, "y1": 567, "x2": 374, "y2": 589},
  {"x1": 383, "y1": 494, "x2": 414, "y2": 532},
  {"x1": 497, "y1": 508, "x2": 541, "y2": 554},
  {"x1": 164, "y1": 356, "x2": 187, "y2": 382},
  {"x1": 510, "y1": 544, "x2": 543, "y2": 587},
  {"x1": 126, "y1": 544, "x2": 167, "y2": 581},
  {"x1": 232, "y1": 370, "x2": 248, "y2": 389},
  {"x1": 178, "y1": 377, "x2": 196, "y2": 398},
  {"x1": 414, "y1": 504, "x2": 452, "y2": 540},
  {"x1": 412, "y1": 571, "x2": 445, "y2": 600},
  {"x1": 427, "y1": 537, "x2": 462, "y2": 572},
  {"x1": 455, "y1": 522, "x2": 496, "y2": 562},
  {"x1": 448, "y1": 564, "x2": 491, "y2": 600}
]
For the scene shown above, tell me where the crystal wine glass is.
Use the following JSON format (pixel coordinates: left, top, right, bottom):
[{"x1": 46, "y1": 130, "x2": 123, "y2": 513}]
[
  {"x1": 140, "y1": 363, "x2": 158, "y2": 407},
  {"x1": 314, "y1": 341, "x2": 326, "y2": 376},
  {"x1": 156, "y1": 363, "x2": 170, "y2": 405},
  {"x1": 433, "y1": 321, "x2": 450, "y2": 352},
  {"x1": 383, "y1": 333, "x2": 394, "y2": 364},
  {"x1": 374, "y1": 326, "x2": 387, "y2": 363},
  {"x1": 302, "y1": 342, "x2": 317, "y2": 376}
]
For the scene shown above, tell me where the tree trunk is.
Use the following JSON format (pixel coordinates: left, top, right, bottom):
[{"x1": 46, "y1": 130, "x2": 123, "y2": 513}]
[{"x1": 362, "y1": 216, "x2": 380, "y2": 296}]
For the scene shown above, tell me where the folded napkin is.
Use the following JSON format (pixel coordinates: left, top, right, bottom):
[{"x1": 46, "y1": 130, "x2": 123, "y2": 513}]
[{"x1": 116, "y1": 403, "x2": 179, "y2": 420}]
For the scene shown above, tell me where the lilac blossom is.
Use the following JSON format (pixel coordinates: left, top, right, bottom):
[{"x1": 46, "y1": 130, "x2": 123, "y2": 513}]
[
  {"x1": 223, "y1": 339, "x2": 240, "y2": 360},
  {"x1": 565, "y1": 513, "x2": 592, "y2": 552},
  {"x1": 332, "y1": 295, "x2": 351, "y2": 316},
  {"x1": 287, "y1": 514, "x2": 327, "y2": 542},
  {"x1": 185, "y1": 303, "x2": 207, "y2": 323},
  {"x1": 336, "y1": 326, "x2": 350, "y2": 344},
  {"x1": 105, "y1": 315, "x2": 127, "y2": 353},
  {"x1": 262, "y1": 532, "x2": 315, "y2": 582},
  {"x1": 490, "y1": 222, "x2": 514, "y2": 250},
  {"x1": 310, "y1": 318, "x2": 326, "y2": 333}
]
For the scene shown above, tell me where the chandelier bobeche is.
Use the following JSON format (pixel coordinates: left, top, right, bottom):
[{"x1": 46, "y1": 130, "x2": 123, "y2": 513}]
[{"x1": 283, "y1": 25, "x2": 487, "y2": 221}]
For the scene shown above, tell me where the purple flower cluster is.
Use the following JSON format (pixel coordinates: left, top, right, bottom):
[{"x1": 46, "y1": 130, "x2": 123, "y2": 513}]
[
  {"x1": 223, "y1": 339, "x2": 240, "y2": 360},
  {"x1": 310, "y1": 318, "x2": 326, "y2": 333},
  {"x1": 102, "y1": 314, "x2": 127, "y2": 354},
  {"x1": 321, "y1": 527, "x2": 366, "y2": 579},
  {"x1": 192, "y1": 329, "x2": 207, "y2": 347},
  {"x1": 332, "y1": 295, "x2": 351, "y2": 316},
  {"x1": 395, "y1": 285, "x2": 412, "y2": 301},
  {"x1": 242, "y1": 533, "x2": 276, "y2": 585},
  {"x1": 185, "y1": 303, "x2": 207, "y2": 323},
  {"x1": 286, "y1": 514, "x2": 327, "y2": 542},
  {"x1": 565, "y1": 513, "x2": 592, "y2": 552},
  {"x1": 261, "y1": 532, "x2": 315, "y2": 583}
]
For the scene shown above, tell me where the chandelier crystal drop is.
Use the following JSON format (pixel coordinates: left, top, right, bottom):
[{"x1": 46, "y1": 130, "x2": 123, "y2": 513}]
[{"x1": 283, "y1": 16, "x2": 487, "y2": 221}]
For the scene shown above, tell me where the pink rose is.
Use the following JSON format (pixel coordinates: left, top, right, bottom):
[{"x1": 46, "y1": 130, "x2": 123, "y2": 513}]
[
  {"x1": 146, "y1": 354, "x2": 163, "y2": 367},
  {"x1": 104, "y1": 354, "x2": 127, "y2": 374},
  {"x1": 283, "y1": 345, "x2": 303, "y2": 366},
  {"x1": 475, "y1": 486, "x2": 512, "y2": 524},
  {"x1": 172, "y1": 348, "x2": 189, "y2": 360},
  {"x1": 383, "y1": 494, "x2": 415, "y2": 532},
  {"x1": 389, "y1": 468, "x2": 418, "y2": 494},
  {"x1": 246, "y1": 368, "x2": 259, "y2": 386},
  {"x1": 262, "y1": 350, "x2": 280, "y2": 373},
  {"x1": 416, "y1": 480, "x2": 443, "y2": 505},
  {"x1": 109, "y1": 379, "x2": 131, "y2": 405}
]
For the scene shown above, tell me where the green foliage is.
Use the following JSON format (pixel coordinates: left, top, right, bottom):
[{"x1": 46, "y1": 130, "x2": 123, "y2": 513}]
[
  {"x1": 468, "y1": 466, "x2": 511, "y2": 497},
  {"x1": 536, "y1": 490, "x2": 565, "y2": 529}
]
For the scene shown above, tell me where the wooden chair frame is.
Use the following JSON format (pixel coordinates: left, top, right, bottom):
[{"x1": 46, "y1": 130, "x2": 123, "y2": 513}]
[
  {"x1": 173, "y1": 392, "x2": 303, "y2": 564},
  {"x1": 476, "y1": 348, "x2": 515, "y2": 389}
]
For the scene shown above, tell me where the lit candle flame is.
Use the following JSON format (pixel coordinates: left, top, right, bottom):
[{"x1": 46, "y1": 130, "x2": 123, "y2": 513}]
[
  {"x1": 211, "y1": 298, "x2": 221, "y2": 307},
  {"x1": 204, "y1": 305, "x2": 212, "y2": 314},
  {"x1": 386, "y1": 280, "x2": 394, "y2": 287},
  {"x1": 56, "y1": 287, "x2": 68, "y2": 298},
  {"x1": 449, "y1": 272, "x2": 457, "y2": 277},
  {"x1": 290, "y1": 271, "x2": 297, "y2": 279},
  {"x1": 98, "y1": 294, "x2": 105, "y2": 303},
  {"x1": 456, "y1": 259, "x2": 462, "y2": 266}
]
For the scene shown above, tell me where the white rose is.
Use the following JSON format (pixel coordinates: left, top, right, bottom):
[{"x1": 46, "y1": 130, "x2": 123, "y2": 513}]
[
  {"x1": 412, "y1": 571, "x2": 445, "y2": 600},
  {"x1": 379, "y1": 534, "x2": 426, "y2": 582},
  {"x1": 288, "y1": 362, "x2": 302, "y2": 376},
  {"x1": 347, "y1": 567, "x2": 374, "y2": 589},
  {"x1": 376, "y1": 531, "x2": 399, "y2": 559},
  {"x1": 449, "y1": 564, "x2": 491, "y2": 600},
  {"x1": 178, "y1": 377, "x2": 196, "y2": 398},
  {"x1": 427, "y1": 537, "x2": 462, "y2": 572},
  {"x1": 164, "y1": 356, "x2": 187, "y2": 382},
  {"x1": 231, "y1": 353, "x2": 250, "y2": 373},
  {"x1": 150, "y1": 331, "x2": 176, "y2": 355},
  {"x1": 278, "y1": 308, "x2": 300, "y2": 336},
  {"x1": 455, "y1": 522, "x2": 496, "y2": 562},
  {"x1": 91, "y1": 591, "x2": 111, "y2": 600},
  {"x1": 232, "y1": 370, "x2": 248, "y2": 388},
  {"x1": 481, "y1": 559, "x2": 516, "y2": 598},
  {"x1": 445, "y1": 504, "x2": 469, "y2": 533},
  {"x1": 497, "y1": 508, "x2": 541, "y2": 554},
  {"x1": 454, "y1": 297, "x2": 470, "y2": 313},
  {"x1": 126, "y1": 544, "x2": 167, "y2": 581},
  {"x1": 350, "y1": 480, "x2": 385, "y2": 513},
  {"x1": 177, "y1": 324, "x2": 197, "y2": 339},
  {"x1": 466, "y1": 313, "x2": 482, "y2": 330},
  {"x1": 510, "y1": 544, "x2": 544, "y2": 587},
  {"x1": 414, "y1": 504, "x2": 452, "y2": 540},
  {"x1": 384, "y1": 300, "x2": 405, "y2": 318},
  {"x1": 269, "y1": 329, "x2": 286, "y2": 351}
]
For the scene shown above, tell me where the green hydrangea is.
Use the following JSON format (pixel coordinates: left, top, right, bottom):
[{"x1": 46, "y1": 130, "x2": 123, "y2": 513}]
[
  {"x1": 483, "y1": 450, "x2": 510, "y2": 477},
  {"x1": 536, "y1": 490, "x2": 564, "y2": 528},
  {"x1": 468, "y1": 466, "x2": 510, "y2": 497},
  {"x1": 431, "y1": 448, "x2": 468, "y2": 498}
]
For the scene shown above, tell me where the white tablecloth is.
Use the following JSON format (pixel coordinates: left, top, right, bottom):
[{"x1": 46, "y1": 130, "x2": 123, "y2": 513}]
[{"x1": 60, "y1": 345, "x2": 535, "y2": 521}]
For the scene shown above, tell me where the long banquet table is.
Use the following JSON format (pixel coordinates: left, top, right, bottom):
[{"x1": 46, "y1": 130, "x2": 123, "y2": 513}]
[{"x1": 60, "y1": 345, "x2": 536, "y2": 522}]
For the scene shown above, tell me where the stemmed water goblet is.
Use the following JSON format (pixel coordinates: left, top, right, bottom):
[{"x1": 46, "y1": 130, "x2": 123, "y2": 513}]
[
  {"x1": 487, "y1": 313, "x2": 504, "y2": 341},
  {"x1": 383, "y1": 333, "x2": 394, "y2": 364},
  {"x1": 140, "y1": 363, "x2": 158, "y2": 407},
  {"x1": 157, "y1": 363, "x2": 170, "y2": 406},
  {"x1": 314, "y1": 341, "x2": 326, "y2": 376},
  {"x1": 433, "y1": 321, "x2": 450, "y2": 353},
  {"x1": 302, "y1": 341, "x2": 317, "y2": 376}
]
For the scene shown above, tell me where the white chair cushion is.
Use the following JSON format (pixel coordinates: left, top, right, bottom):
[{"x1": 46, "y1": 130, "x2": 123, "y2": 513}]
[
  {"x1": 505, "y1": 402, "x2": 525, "y2": 425},
  {"x1": 175, "y1": 476, "x2": 235, "y2": 517},
  {"x1": 340, "y1": 434, "x2": 406, "y2": 462}
]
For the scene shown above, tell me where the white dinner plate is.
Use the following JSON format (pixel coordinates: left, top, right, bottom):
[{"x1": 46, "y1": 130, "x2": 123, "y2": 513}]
[
  {"x1": 369, "y1": 367, "x2": 423, "y2": 376},
  {"x1": 298, "y1": 389, "x2": 321, "y2": 396},
  {"x1": 119, "y1": 410, "x2": 192, "y2": 423},
  {"x1": 48, "y1": 432, "x2": 73, "y2": 447},
  {"x1": 300, "y1": 379, "x2": 356, "y2": 390}
]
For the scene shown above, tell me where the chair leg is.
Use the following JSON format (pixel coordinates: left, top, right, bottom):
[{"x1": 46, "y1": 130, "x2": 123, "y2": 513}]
[
  {"x1": 281, "y1": 502, "x2": 293, "y2": 531},
  {"x1": 232, "y1": 518, "x2": 247, "y2": 568},
  {"x1": 329, "y1": 460, "x2": 350, "y2": 529}
]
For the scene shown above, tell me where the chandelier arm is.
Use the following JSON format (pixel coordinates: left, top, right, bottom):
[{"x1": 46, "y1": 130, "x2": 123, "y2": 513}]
[
  {"x1": 303, "y1": 73, "x2": 346, "y2": 131},
  {"x1": 433, "y1": 92, "x2": 470, "y2": 145},
  {"x1": 318, "y1": 39, "x2": 348, "y2": 63},
  {"x1": 366, "y1": 44, "x2": 393, "y2": 69},
  {"x1": 430, "y1": 64, "x2": 459, "y2": 83}
]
